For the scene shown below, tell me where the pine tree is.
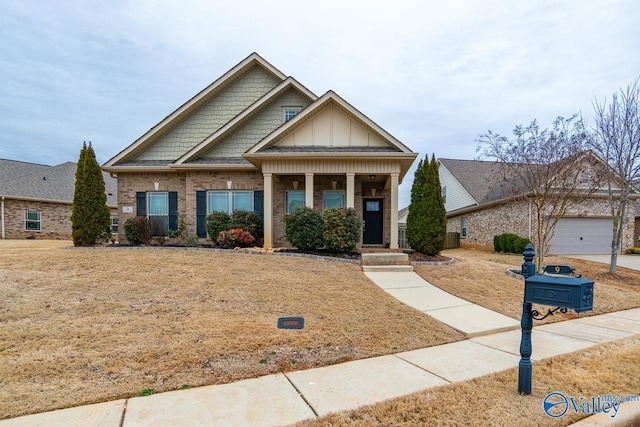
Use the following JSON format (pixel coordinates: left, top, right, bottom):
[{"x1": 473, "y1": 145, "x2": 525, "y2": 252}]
[
  {"x1": 406, "y1": 154, "x2": 447, "y2": 255},
  {"x1": 71, "y1": 142, "x2": 111, "y2": 246}
]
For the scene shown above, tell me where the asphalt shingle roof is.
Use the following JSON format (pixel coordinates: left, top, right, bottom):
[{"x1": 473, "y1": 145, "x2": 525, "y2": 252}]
[
  {"x1": 439, "y1": 158, "x2": 531, "y2": 205},
  {"x1": 0, "y1": 159, "x2": 117, "y2": 206}
]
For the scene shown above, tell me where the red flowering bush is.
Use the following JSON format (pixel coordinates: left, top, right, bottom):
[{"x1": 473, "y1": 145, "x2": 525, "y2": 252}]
[{"x1": 216, "y1": 228, "x2": 256, "y2": 249}]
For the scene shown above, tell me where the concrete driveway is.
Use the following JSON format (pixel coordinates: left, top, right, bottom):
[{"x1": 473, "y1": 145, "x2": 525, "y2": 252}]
[{"x1": 565, "y1": 254, "x2": 640, "y2": 271}]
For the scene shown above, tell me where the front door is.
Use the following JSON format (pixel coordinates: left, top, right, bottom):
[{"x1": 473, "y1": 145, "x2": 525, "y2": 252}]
[{"x1": 363, "y1": 198, "x2": 383, "y2": 245}]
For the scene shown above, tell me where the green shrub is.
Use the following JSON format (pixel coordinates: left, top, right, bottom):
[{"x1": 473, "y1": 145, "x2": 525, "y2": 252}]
[
  {"x1": 626, "y1": 247, "x2": 640, "y2": 255},
  {"x1": 285, "y1": 207, "x2": 325, "y2": 251},
  {"x1": 493, "y1": 232, "x2": 530, "y2": 254},
  {"x1": 513, "y1": 237, "x2": 531, "y2": 254},
  {"x1": 123, "y1": 217, "x2": 151, "y2": 245},
  {"x1": 230, "y1": 210, "x2": 262, "y2": 238},
  {"x1": 493, "y1": 235, "x2": 501, "y2": 252},
  {"x1": 206, "y1": 211, "x2": 232, "y2": 242},
  {"x1": 216, "y1": 229, "x2": 255, "y2": 249},
  {"x1": 322, "y1": 208, "x2": 361, "y2": 253},
  {"x1": 503, "y1": 233, "x2": 519, "y2": 253}
]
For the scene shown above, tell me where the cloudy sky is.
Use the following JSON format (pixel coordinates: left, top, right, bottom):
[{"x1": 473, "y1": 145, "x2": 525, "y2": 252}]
[{"x1": 1, "y1": 0, "x2": 639, "y2": 206}]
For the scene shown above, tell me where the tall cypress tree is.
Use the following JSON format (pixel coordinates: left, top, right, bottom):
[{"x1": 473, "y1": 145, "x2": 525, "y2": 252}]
[
  {"x1": 71, "y1": 142, "x2": 111, "y2": 246},
  {"x1": 406, "y1": 154, "x2": 447, "y2": 255}
]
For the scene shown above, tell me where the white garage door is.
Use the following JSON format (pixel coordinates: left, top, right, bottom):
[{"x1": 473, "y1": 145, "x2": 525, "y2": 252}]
[{"x1": 548, "y1": 218, "x2": 613, "y2": 255}]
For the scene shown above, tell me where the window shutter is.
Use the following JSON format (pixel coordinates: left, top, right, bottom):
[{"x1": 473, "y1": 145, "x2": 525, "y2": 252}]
[
  {"x1": 253, "y1": 190, "x2": 264, "y2": 224},
  {"x1": 168, "y1": 192, "x2": 178, "y2": 231},
  {"x1": 136, "y1": 192, "x2": 146, "y2": 216},
  {"x1": 196, "y1": 191, "x2": 206, "y2": 238}
]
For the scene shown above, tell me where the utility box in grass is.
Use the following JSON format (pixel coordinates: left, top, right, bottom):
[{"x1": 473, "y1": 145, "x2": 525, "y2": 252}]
[{"x1": 524, "y1": 265, "x2": 594, "y2": 313}]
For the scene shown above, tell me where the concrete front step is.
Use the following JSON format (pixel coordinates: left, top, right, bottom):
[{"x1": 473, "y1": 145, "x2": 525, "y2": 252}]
[
  {"x1": 361, "y1": 253, "x2": 410, "y2": 266},
  {"x1": 362, "y1": 265, "x2": 414, "y2": 272}
]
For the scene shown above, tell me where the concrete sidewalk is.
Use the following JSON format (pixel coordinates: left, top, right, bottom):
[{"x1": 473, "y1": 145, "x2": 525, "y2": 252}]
[
  {"x1": 2, "y1": 308, "x2": 639, "y2": 427},
  {"x1": 365, "y1": 271, "x2": 521, "y2": 336}
]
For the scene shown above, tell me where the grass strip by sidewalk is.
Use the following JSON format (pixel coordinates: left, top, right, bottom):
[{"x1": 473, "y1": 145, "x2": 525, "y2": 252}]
[{"x1": 293, "y1": 334, "x2": 640, "y2": 427}]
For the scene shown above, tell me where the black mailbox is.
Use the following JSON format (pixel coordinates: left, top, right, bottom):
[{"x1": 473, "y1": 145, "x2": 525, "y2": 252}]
[{"x1": 524, "y1": 266, "x2": 594, "y2": 313}]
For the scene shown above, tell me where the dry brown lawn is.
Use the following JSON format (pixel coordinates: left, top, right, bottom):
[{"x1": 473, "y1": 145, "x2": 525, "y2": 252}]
[
  {"x1": 0, "y1": 240, "x2": 464, "y2": 420},
  {"x1": 2, "y1": 242, "x2": 639, "y2": 423},
  {"x1": 294, "y1": 335, "x2": 640, "y2": 427},
  {"x1": 415, "y1": 248, "x2": 640, "y2": 324}
]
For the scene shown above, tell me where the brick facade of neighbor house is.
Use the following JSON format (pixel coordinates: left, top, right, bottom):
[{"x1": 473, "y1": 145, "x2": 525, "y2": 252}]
[
  {"x1": 104, "y1": 53, "x2": 416, "y2": 249},
  {"x1": 447, "y1": 196, "x2": 636, "y2": 252},
  {"x1": 439, "y1": 156, "x2": 639, "y2": 255},
  {"x1": 1, "y1": 159, "x2": 117, "y2": 240}
]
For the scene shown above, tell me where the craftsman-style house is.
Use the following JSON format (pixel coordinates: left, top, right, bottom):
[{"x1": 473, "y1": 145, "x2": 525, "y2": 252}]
[{"x1": 103, "y1": 53, "x2": 417, "y2": 248}]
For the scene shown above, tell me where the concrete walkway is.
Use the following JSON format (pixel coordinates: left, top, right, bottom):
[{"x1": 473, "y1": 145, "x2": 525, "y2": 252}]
[
  {"x1": 364, "y1": 270, "x2": 520, "y2": 336},
  {"x1": 2, "y1": 308, "x2": 639, "y2": 427}
]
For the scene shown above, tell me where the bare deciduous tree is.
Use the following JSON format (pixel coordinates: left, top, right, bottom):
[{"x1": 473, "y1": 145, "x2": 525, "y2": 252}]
[
  {"x1": 590, "y1": 77, "x2": 640, "y2": 274},
  {"x1": 477, "y1": 115, "x2": 602, "y2": 269}
]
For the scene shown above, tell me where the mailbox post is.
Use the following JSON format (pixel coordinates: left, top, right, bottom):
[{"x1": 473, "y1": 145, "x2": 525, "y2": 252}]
[
  {"x1": 517, "y1": 243, "x2": 594, "y2": 395},
  {"x1": 518, "y1": 244, "x2": 536, "y2": 395}
]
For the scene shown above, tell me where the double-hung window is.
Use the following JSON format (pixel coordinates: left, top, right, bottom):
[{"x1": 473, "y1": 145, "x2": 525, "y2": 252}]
[
  {"x1": 148, "y1": 192, "x2": 169, "y2": 234},
  {"x1": 461, "y1": 217, "x2": 468, "y2": 238},
  {"x1": 285, "y1": 190, "x2": 305, "y2": 214},
  {"x1": 322, "y1": 190, "x2": 345, "y2": 210},
  {"x1": 207, "y1": 191, "x2": 253, "y2": 214},
  {"x1": 25, "y1": 210, "x2": 41, "y2": 231},
  {"x1": 110, "y1": 216, "x2": 119, "y2": 234}
]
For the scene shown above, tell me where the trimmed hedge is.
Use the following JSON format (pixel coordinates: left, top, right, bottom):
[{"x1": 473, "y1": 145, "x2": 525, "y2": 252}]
[
  {"x1": 322, "y1": 208, "x2": 361, "y2": 253},
  {"x1": 285, "y1": 207, "x2": 325, "y2": 251},
  {"x1": 206, "y1": 211, "x2": 233, "y2": 243},
  {"x1": 493, "y1": 232, "x2": 530, "y2": 254}
]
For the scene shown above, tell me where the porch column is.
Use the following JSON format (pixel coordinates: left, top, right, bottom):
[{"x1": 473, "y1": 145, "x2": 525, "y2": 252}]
[
  {"x1": 390, "y1": 173, "x2": 399, "y2": 249},
  {"x1": 346, "y1": 173, "x2": 355, "y2": 208},
  {"x1": 305, "y1": 173, "x2": 314, "y2": 208},
  {"x1": 263, "y1": 173, "x2": 273, "y2": 249}
]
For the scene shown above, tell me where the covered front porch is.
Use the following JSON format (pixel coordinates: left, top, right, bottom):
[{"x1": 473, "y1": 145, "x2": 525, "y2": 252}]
[{"x1": 259, "y1": 159, "x2": 402, "y2": 249}]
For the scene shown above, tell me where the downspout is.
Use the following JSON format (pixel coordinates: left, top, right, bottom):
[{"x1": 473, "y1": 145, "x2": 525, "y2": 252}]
[{"x1": 1, "y1": 196, "x2": 5, "y2": 239}]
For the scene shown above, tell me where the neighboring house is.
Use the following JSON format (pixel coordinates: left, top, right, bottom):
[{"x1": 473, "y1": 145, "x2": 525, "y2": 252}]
[
  {"x1": 398, "y1": 206, "x2": 409, "y2": 249},
  {"x1": 103, "y1": 53, "x2": 417, "y2": 249},
  {"x1": 0, "y1": 159, "x2": 117, "y2": 239},
  {"x1": 439, "y1": 156, "x2": 638, "y2": 255}
]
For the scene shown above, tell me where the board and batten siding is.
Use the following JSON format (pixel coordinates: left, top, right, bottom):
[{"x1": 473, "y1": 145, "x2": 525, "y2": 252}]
[
  {"x1": 276, "y1": 104, "x2": 388, "y2": 148},
  {"x1": 439, "y1": 163, "x2": 476, "y2": 212}
]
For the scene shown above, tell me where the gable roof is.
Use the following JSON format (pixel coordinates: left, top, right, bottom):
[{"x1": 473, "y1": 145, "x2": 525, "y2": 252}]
[
  {"x1": 438, "y1": 158, "x2": 528, "y2": 205},
  {"x1": 0, "y1": 159, "x2": 117, "y2": 206},
  {"x1": 243, "y1": 91, "x2": 417, "y2": 179},
  {"x1": 440, "y1": 152, "x2": 640, "y2": 215},
  {"x1": 103, "y1": 53, "x2": 288, "y2": 169},
  {"x1": 246, "y1": 90, "x2": 413, "y2": 155},
  {"x1": 172, "y1": 77, "x2": 317, "y2": 167}
]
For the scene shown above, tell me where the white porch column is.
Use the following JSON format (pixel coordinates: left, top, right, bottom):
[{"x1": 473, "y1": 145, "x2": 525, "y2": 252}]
[
  {"x1": 263, "y1": 173, "x2": 273, "y2": 249},
  {"x1": 305, "y1": 173, "x2": 314, "y2": 208},
  {"x1": 390, "y1": 173, "x2": 399, "y2": 249},
  {"x1": 346, "y1": 173, "x2": 355, "y2": 208}
]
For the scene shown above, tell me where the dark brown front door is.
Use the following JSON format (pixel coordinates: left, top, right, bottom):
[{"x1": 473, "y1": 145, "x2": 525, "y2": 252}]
[{"x1": 363, "y1": 198, "x2": 383, "y2": 245}]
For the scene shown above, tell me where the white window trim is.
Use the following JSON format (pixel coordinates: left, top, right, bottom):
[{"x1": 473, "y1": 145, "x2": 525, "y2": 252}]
[
  {"x1": 461, "y1": 217, "x2": 468, "y2": 238},
  {"x1": 24, "y1": 210, "x2": 41, "y2": 232},
  {"x1": 283, "y1": 106, "x2": 301, "y2": 122},
  {"x1": 207, "y1": 190, "x2": 254, "y2": 215}
]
